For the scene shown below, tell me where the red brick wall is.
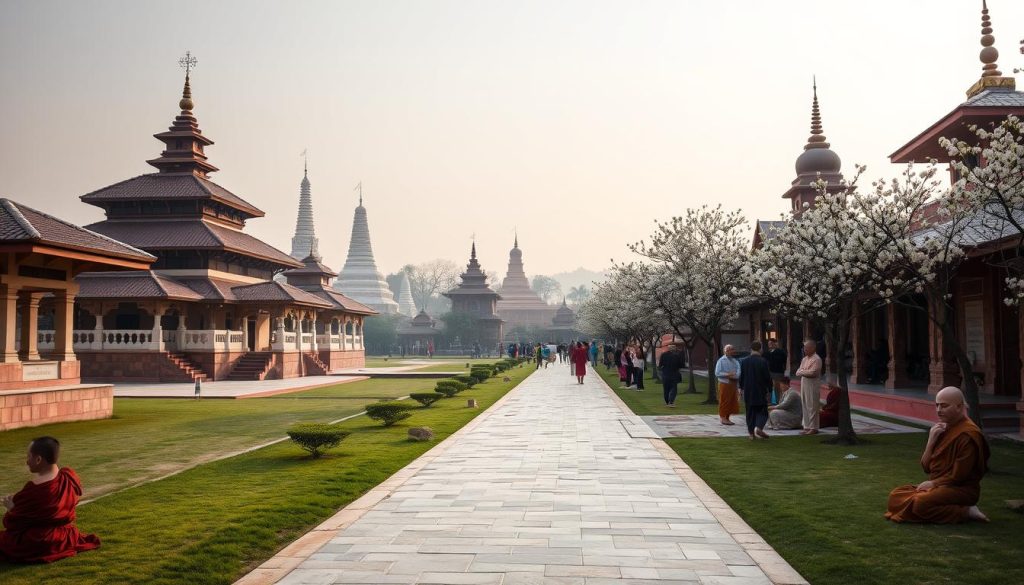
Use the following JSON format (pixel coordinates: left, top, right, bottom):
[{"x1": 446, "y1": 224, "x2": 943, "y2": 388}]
[
  {"x1": 268, "y1": 352, "x2": 301, "y2": 379},
  {"x1": 320, "y1": 349, "x2": 365, "y2": 371},
  {"x1": 0, "y1": 361, "x2": 82, "y2": 391},
  {"x1": 0, "y1": 385, "x2": 113, "y2": 431}
]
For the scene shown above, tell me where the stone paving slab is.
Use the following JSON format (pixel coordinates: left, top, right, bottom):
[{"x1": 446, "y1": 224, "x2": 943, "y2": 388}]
[
  {"x1": 241, "y1": 366, "x2": 808, "y2": 585},
  {"x1": 640, "y1": 413, "x2": 923, "y2": 439}
]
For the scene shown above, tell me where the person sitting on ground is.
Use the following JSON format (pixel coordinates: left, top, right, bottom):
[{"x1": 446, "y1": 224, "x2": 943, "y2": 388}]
[
  {"x1": 0, "y1": 437, "x2": 100, "y2": 563},
  {"x1": 819, "y1": 386, "x2": 840, "y2": 428},
  {"x1": 767, "y1": 376, "x2": 802, "y2": 430},
  {"x1": 885, "y1": 387, "x2": 990, "y2": 524}
]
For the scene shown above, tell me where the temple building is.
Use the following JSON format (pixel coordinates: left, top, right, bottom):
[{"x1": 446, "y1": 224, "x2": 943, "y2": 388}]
[
  {"x1": 443, "y1": 243, "x2": 504, "y2": 348},
  {"x1": 332, "y1": 194, "x2": 399, "y2": 314},
  {"x1": 0, "y1": 199, "x2": 154, "y2": 429},
  {"x1": 396, "y1": 271, "x2": 417, "y2": 317},
  {"x1": 60, "y1": 64, "x2": 372, "y2": 382},
  {"x1": 289, "y1": 163, "x2": 319, "y2": 261},
  {"x1": 397, "y1": 310, "x2": 440, "y2": 355},
  {"x1": 495, "y1": 236, "x2": 555, "y2": 335},
  {"x1": 744, "y1": 2, "x2": 1024, "y2": 435},
  {"x1": 546, "y1": 299, "x2": 581, "y2": 343}
]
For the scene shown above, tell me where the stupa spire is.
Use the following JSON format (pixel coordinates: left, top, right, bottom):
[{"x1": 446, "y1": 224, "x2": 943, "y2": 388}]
[
  {"x1": 967, "y1": 0, "x2": 1016, "y2": 97},
  {"x1": 333, "y1": 189, "x2": 398, "y2": 313},
  {"x1": 804, "y1": 77, "x2": 830, "y2": 150},
  {"x1": 146, "y1": 52, "x2": 218, "y2": 177},
  {"x1": 397, "y1": 271, "x2": 417, "y2": 317},
  {"x1": 289, "y1": 161, "x2": 319, "y2": 261}
]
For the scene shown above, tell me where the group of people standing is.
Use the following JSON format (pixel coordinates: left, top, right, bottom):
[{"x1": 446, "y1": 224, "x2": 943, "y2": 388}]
[
  {"x1": 714, "y1": 339, "x2": 839, "y2": 440},
  {"x1": 533, "y1": 340, "x2": 597, "y2": 384},
  {"x1": 611, "y1": 344, "x2": 647, "y2": 391}
]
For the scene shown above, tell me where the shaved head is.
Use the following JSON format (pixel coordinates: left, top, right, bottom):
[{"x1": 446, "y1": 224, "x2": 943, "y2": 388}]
[{"x1": 935, "y1": 386, "x2": 967, "y2": 424}]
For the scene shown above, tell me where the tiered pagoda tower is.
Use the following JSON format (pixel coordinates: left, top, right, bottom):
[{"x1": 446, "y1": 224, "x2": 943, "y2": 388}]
[
  {"x1": 289, "y1": 163, "x2": 319, "y2": 261},
  {"x1": 333, "y1": 193, "x2": 399, "y2": 314},
  {"x1": 781, "y1": 79, "x2": 845, "y2": 217},
  {"x1": 443, "y1": 243, "x2": 504, "y2": 347},
  {"x1": 495, "y1": 235, "x2": 554, "y2": 333}
]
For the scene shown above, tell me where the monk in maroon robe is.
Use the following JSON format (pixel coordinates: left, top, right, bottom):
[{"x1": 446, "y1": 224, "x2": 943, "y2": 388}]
[
  {"x1": 572, "y1": 342, "x2": 588, "y2": 384},
  {"x1": 885, "y1": 387, "x2": 990, "y2": 524},
  {"x1": 0, "y1": 436, "x2": 100, "y2": 563}
]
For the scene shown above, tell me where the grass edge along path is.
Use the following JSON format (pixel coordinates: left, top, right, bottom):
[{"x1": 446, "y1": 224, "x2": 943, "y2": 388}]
[{"x1": 0, "y1": 363, "x2": 534, "y2": 585}]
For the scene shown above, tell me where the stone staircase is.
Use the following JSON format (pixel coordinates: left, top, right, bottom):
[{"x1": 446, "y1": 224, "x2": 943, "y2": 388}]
[
  {"x1": 226, "y1": 352, "x2": 273, "y2": 381},
  {"x1": 303, "y1": 352, "x2": 329, "y2": 376},
  {"x1": 165, "y1": 352, "x2": 208, "y2": 382}
]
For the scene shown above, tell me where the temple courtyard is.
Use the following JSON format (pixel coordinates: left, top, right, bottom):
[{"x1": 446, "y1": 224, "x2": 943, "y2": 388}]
[{"x1": 0, "y1": 363, "x2": 1022, "y2": 584}]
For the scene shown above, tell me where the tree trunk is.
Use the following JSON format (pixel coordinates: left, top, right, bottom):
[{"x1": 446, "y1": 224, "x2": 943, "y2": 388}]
[
  {"x1": 940, "y1": 317, "x2": 984, "y2": 428},
  {"x1": 703, "y1": 335, "x2": 720, "y2": 405},
  {"x1": 683, "y1": 341, "x2": 698, "y2": 393},
  {"x1": 829, "y1": 313, "x2": 858, "y2": 444},
  {"x1": 649, "y1": 335, "x2": 661, "y2": 383}
]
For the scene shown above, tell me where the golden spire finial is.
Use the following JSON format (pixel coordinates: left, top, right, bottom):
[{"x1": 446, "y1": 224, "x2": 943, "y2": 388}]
[
  {"x1": 966, "y1": 1, "x2": 1015, "y2": 97},
  {"x1": 178, "y1": 51, "x2": 197, "y2": 111}
]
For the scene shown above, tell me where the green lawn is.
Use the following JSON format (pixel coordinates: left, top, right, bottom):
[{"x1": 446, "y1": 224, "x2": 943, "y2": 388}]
[
  {"x1": 0, "y1": 364, "x2": 532, "y2": 585},
  {"x1": 669, "y1": 434, "x2": 1024, "y2": 585},
  {"x1": 0, "y1": 377, "x2": 459, "y2": 501},
  {"x1": 593, "y1": 361, "x2": 719, "y2": 415}
]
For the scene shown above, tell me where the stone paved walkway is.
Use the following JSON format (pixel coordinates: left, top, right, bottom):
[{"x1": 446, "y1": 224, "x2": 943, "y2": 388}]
[{"x1": 247, "y1": 365, "x2": 806, "y2": 585}]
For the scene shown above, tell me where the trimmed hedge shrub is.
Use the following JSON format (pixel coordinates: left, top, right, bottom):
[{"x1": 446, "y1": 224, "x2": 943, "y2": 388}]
[
  {"x1": 469, "y1": 370, "x2": 490, "y2": 384},
  {"x1": 286, "y1": 423, "x2": 351, "y2": 458},
  {"x1": 365, "y1": 401, "x2": 414, "y2": 426},
  {"x1": 453, "y1": 375, "x2": 476, "y2": 388},
  {"x1": 410, "y1": 392, "x2": 444, "y2": 407},
  {"x1": 435, "y1": 380, "x2": 468, "y2": 397}
]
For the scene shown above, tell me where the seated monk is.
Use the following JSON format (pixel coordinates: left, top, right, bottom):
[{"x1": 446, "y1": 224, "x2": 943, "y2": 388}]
[
  {"x1": 885, "y1": 387, "x2": 990, "y2": 524},
  {"x1": 819, "y1": 387, "x2": 840, "y2": 428},
  {"x1": 0, "y1": 436, "x2": 100, "y2": 563}
]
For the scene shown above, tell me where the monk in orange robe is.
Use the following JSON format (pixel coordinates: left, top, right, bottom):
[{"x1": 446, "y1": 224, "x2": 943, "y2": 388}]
[
  {"x1": 0, "y1": 436, "x2": 100, "y2": 563},
  {"x1": 885, "y1": 387, "x2": 990, "y2": 524}
]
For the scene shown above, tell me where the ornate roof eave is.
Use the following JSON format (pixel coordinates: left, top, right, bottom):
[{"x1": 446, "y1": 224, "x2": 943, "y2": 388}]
[{"x1": 889, "y1": 102, "x2": 1023, "y2": 163}]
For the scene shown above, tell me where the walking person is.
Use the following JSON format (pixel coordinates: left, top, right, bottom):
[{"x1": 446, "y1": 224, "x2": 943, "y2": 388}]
[
  {"x1": 795, "y1": 339, "x2": 823, "y2": 435},
  {"x1": 535, "y1": 343, "x2": 543, "y2": 370},
  {"x1": 739, "y1": 341, "x2": 773, "y2": 440},
  {"x1": 658, "y1": 342, "x2": 684, "y2": 407},
  {"x1": 589, "y1": 341, "x2": 599, "y2": 367},
  {"x1": 572, "y1": 342, "x2": 588, "y2": 384},
  {"x1": 714, "y1": 345, "x2": 741, "y2": 425}
]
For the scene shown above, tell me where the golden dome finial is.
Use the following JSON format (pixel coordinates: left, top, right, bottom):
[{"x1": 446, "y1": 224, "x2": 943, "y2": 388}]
[{"x1": 178, "y1": 51, "x2": 197, "y2": 112}]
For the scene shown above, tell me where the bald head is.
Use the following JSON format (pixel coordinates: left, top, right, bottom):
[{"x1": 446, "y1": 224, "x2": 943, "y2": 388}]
[{"x1": 935, "y1": 386, "x2": 967, "y2": 424}]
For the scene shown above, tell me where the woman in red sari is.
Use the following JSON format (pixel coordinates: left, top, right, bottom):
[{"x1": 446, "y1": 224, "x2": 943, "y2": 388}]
[
  {"x1": 572, "y1": 342, "x2": 588, "y2": 384},
  {"x1": 0, "y1": 437, "x2": 100, "y2": 563}
]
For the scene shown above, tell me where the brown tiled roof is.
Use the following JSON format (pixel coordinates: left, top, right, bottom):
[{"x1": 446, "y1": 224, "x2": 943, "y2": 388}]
[
  {"x1": 179, "y1": 277, "x2": 239, "y2": 301},
  {"x1": 80, "y1": 174, "x2": 264, "y2": 218},
  {"x1": 282, "y1": 257, "x2": 338, "y2": 277},
  {"x1": 76, "y1": 271, "x2": 204, "y2": 300},
  {"x1": 307, "y1": 288, "x2": 378, "y2": 315},
  {"x1": 0, "y1": 199, "x2": 155, "y2": 263},
  {"x1": 230, "y1": 281, "x2": 333, "y2": 308},
  {"x1": 86, "y1": 220, "x2": 302, "y2": 269}
]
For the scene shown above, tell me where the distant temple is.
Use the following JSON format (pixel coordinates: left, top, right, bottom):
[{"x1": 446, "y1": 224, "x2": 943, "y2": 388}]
[
  {"x1": 289, "y1": 163, "x2": 319, "y2": 261},
  {"x1": 396, "y1": 271, "x2": 417, "y2": 317},
  {"x1": 443, "y1": 243, "x2": 504, "y2": 348},
  {"x1": 62, "y1": 62, "x2": 373, "y2": 382},
  {"x1": 333, "y1": 193, "x2": 399, "y2": 315},
  {"x1": 495, "y1": 235, "x2": 555, "y2": 335},
  {"x1": 546, "y1": 299, "x2": 580, "y2": 343}
]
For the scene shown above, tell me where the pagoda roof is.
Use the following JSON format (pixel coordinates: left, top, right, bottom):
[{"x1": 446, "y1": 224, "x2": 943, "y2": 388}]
[
  {"x1": 76, "y1": 271, "x2": 205, "y2": 301},
  {"x1": 0, "y1": 199, "x2": 155, "y2": 266},
  {"x1": 890, "y1": 87, "x2": 1024, "y2": 163},
  {"x1": 281, "y1": 256, "x2": 337, "y2": 277},
  {"x1": 230, "y1": 281, "x2": 333, "y2": 308},
  {"x1": 86, "y1": 219, "x2": 302, "y2": 269},
  {"x1": 304, "y1": 288, "x2": 378, "y2": 315},
  {"x1": 81, "y1": 173, "x2": 264, "y2": 219}
]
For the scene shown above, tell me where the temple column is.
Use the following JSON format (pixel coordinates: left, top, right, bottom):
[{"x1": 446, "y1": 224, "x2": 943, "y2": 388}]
[
  {"x1": 53, "y1": 291, "x2": 76, "y2": 362},
  {"x1": 176, "y1": 313, "x2": 187, "y2": 349},
  {"x1": 18, "y1": 292, "x2": 43, "y2": 361},
  {"x1": 310, "y1": 313, "x2": 318, "y2": 352},
  {"x1": 0, "y1": 284, "x2": 20, "y2": 363},
  {"x1": 849, "y1": 302, "x2": 868, "y2": 384},
  {"x1": 886, "y1": 303, "x2": 910, "y2": 389},
  {"x1": 927, "y1": 296, "x2": 960, "y2": 394},
  {"x1": 93, "y1": 306, "x2": 104, "y2": 351},
  {"x1": 152, "y1": 305, "x2": 165, "y2": 351}
]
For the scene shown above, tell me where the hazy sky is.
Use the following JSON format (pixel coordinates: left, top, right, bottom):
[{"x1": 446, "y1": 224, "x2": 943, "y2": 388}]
[{"x1": 1, "y1": 1, "x2": 1022, "y2": 278}]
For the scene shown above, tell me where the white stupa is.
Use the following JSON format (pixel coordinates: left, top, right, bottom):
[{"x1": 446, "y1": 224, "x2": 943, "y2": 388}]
[
  {"x1": 289, "y1": 164, "x2": 318, "y2": 260},
  {"x1": 333, "y1": 190, "x2": 399, "y2": 314},
  {"x1": 397, "y1": 271, "x2": 417, "y2": 317}
]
